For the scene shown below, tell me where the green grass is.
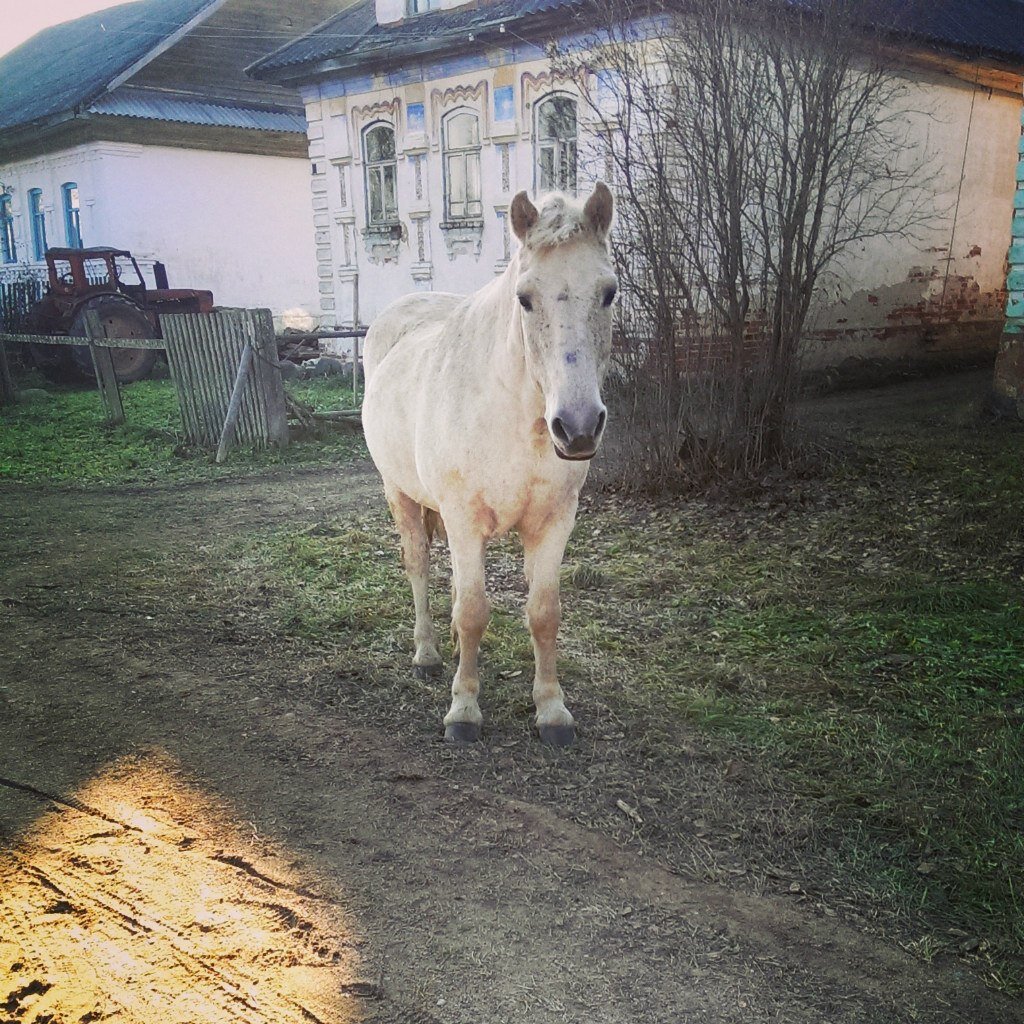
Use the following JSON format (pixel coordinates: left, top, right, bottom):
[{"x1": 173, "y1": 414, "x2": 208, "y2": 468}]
[
  {"x1": 229, "y1": 403, "x2": 1024, "y2": 990},
  {"x1": 0, "y1": 375, "x2": 364, "y2": 485}
]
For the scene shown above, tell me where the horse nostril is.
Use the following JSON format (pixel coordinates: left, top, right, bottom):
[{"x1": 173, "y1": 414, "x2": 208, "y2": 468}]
[
  {"x1": 550, "y1": 416, "x2": 570, "y2": 445},
  {"x1": 595, "y1": 409, "x2": 607, "y2": 438}
]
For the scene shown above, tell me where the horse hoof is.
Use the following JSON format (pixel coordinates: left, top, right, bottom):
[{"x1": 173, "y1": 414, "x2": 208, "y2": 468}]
[
  {"x1": 538, "y1": 723, "x2": 576, "y2": 748},
  {"x1": 444, "y1": 721, "x2": 481, "y2": 744},
  {"x1": 413, "y1": 663, "x2": 442, "y2": 680}
]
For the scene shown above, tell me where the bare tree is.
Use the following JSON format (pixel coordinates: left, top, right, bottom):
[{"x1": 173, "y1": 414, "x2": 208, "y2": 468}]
[{"x1": 554, "y1": 0, "x2": 935, "y2": 491}]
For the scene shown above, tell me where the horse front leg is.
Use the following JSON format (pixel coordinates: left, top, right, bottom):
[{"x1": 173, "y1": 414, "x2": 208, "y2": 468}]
[
  {"x1": 384, "y1": 485, "x2": 442, "y2": 677},
  {"x1": 521, "y1": 503, "x2": 578, "y2": 747},
  {"x1": 443, "y1": 527, "x2": 489, "y2": 743}
]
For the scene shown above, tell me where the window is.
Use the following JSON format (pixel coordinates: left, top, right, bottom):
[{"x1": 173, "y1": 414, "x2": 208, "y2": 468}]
[
  {"x1": 363, "y1": 124, "x2": 398, "y2": 228},
  {"x1": 536, "y1": 94, "x2": 578, "y2": 194},
  {"x1": 28, "y1": 188, "x2": 47, "y2": 260},
  {"x1": 0, "y1": 194, "x2": 15, "y2": 264},
  {"x1": 443, "y1": 110, "x2": 482, "y2": 222},
  {"x1": 62, "y1": 182, "x2": 83, "y2": 248},
  {"x1": 407, "y1": 0, "x2": 436, "y2": 13}
]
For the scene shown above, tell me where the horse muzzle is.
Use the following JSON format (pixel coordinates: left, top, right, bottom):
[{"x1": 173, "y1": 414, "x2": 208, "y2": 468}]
[{"x1": 549, "y1": 406, "x2": 607, "y2": 462}]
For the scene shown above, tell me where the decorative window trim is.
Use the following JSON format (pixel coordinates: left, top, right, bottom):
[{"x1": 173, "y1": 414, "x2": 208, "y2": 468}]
[
  {"x1": 441, "y1": 108, "x2": 484, "y2": 224},
  {"x1": 362, "y1": 121, "x2": 400, "y2": 230},
  {"x1": 534, "y1": 92, "x2": 579, "y2": 195},
  {"x1": 430, "y1": 81, "x2": 489, "y2": 150},
  {"x1": 350, "y1": 99, "x2": 402, "y2": 161}
]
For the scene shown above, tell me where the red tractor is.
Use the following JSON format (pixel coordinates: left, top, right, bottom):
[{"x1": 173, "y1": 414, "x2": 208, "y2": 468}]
[{"x1": 27, "y1": 247, "x2": 214, "y2": 383}]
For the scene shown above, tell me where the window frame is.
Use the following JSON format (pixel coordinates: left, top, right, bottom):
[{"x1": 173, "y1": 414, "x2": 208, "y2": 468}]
[
  {"x1": 535, "y1": 93, "x2": 579, "y2": 195},
  {"x1": 28, "y1": 188, "x2": 47, "y2": 261},
  {"x1": 441, "y1": 108, "x2": 483, "y2": 224},
  {"x1": 62, "y1": 182, "x2": 83, "y2": 249},
  {"x1": 406, "y1": 0, "x2": 436, "y2": 14},
  {"x1": 0, "y1": 194, "x2": 15, "y2": 264},
  {"x1": 362, "y1": 122, "x2": 399, "y2": 231}
]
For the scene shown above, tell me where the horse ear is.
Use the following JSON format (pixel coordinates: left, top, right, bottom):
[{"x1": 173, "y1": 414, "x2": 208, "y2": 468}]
[
  {"x1": 584, "y1": 181, "x2": 614, "y2": 238},
  {"x1": 510, "y1": 191, "x2": 539, "y2": 242}
]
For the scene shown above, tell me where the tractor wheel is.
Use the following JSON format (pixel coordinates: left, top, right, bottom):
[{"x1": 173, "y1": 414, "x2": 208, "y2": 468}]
[{"x1": 67, "y1": 296, "x2": 161, "y2": 384}]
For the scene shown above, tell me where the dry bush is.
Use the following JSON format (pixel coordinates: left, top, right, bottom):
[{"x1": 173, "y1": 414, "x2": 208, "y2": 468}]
[{"x1": 556, "y1": 0, "x2": 935, "y2": 492}]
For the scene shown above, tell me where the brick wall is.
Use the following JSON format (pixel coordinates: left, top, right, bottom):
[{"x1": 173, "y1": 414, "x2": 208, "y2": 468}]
[{"x1": 994, "y1": 98, "x2": 1024, "y2": 417}]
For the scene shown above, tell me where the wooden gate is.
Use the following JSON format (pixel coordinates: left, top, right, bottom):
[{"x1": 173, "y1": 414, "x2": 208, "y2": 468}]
[{"x1": 159, "y1": 307, "x2": 288, "y2": 454}]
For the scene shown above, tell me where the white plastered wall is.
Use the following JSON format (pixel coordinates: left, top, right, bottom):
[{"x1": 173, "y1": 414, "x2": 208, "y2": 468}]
[
  {"x1": 303, "y1": 48, "x2": 1020, "y2": 367},
  {"x1": 1, "y1": 141, "x2": 321, "y2": 327}
]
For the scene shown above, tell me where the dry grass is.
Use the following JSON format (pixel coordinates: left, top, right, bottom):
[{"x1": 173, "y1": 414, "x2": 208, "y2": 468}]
[{"x1": 206, "y1": 373, "x2": 1024, "y2": 993}]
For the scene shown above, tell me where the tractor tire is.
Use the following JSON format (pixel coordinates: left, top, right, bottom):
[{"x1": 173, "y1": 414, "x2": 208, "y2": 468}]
[{"x1": 66, "y1": 296, "x2": 161, "y2": 384}]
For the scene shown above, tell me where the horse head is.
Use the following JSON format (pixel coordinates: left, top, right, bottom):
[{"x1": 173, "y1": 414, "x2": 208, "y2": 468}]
[{"x1": 510, "y1": 182, "x2": 617, "y2": 462}]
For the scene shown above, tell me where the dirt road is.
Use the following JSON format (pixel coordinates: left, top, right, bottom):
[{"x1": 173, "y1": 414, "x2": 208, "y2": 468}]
[{"x1": 0, "y1": 455, "x2": 1019, "y2": 1023}]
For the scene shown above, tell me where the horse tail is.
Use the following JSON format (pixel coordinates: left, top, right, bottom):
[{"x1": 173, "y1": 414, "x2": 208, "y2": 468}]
[{"x1": 422, "y1": 507, "x2": 447, "y2": 546}]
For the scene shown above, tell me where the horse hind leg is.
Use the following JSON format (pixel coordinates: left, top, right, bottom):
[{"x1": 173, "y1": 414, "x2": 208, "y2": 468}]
[{"x1": 385, "y1": 485, "x2": 442, "y2": 677}]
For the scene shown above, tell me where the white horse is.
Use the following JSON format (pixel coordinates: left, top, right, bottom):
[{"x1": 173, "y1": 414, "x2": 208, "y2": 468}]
[{"x1": 362, "y1": 183, "x2": 616, "y2": 746}]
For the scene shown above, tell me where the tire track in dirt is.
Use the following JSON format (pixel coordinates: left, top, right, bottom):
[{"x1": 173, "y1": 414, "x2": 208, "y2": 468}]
[{"x1": 0, "y1": 759, "x2": 365, "y2": 1024}]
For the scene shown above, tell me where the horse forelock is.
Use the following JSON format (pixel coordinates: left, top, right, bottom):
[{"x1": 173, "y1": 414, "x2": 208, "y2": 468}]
[{"x1": 525, "y1": 192, "x2": 598, "y2": 251}]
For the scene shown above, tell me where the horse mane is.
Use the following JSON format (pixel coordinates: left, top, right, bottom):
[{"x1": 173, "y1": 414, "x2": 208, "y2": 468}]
[{"x1": 524, "y1": 192, "x2": 597, "y2": 251}]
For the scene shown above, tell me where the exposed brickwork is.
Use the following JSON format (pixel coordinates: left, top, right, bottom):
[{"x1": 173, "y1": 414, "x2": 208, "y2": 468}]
[{"x1": 993, "y1": 97, "x2": 1024, "y2": 417}]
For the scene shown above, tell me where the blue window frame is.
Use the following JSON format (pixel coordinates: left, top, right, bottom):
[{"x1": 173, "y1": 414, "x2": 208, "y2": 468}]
[
  {"x1": 62, "y1": 182, "x2": 83, "y2": 248},
  {"x1": 28, "y1": 188, "x2": 47, "y2": 260},
  {"x1": 0, "y1": 194, "x2": 15, "y2": 264}
]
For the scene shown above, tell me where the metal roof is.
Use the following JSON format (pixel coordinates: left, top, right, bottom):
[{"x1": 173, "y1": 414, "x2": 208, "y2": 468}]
[
  {"x1": 249, "y1": 0, "x2": 586, "y2": 76},
  {"x1": 885, "y1": 0, "x2": 1024, "y2": 66},
  {"x1": 88, "y1": 91, "x2": 306, "y2": 132},
  {"x1": 249, "y1": 0, "x2": 1024, "y2": 80},
  {"x1": 0, "y1": 0, "x2": 219, "y2": 135}
]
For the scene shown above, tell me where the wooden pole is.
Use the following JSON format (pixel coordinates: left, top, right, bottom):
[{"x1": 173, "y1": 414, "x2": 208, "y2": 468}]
[
  {"x1": 0, "y1": 336, "x2": 15, "y2": 407},
  {"x1": 83, "y1": 310, "x2": 125, "y2": 426},
  {"x1": 215, "y1": 341, "x2": 254, "y2": 463},
  {"x1": 353, "y1": 333, "x2": 361, "y2": 408}
]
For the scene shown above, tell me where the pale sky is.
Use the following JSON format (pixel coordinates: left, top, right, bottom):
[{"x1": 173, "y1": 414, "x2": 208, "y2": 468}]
[{"x1": 1, "y1": 0, "x2": 129, "y2": 58}]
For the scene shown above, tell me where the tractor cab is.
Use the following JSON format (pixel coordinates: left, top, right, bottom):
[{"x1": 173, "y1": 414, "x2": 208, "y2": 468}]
[{"x1": 45, "y1": 247, "x2": 147, "y2": 311}]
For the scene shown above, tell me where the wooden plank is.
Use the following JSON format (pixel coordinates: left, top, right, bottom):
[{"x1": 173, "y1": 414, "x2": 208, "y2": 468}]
[
  {"x1": 159, "y1": 316, "x2": 199, "y2": 443},
  {"x1": 83, "y1": 310, "x2": 125, "y2": 426},
  {"x1": 216, "y1": 342, "x2": 254, "y2": 463},
  {"x1": 0, "y1": 336, "x2": 15, "y2": 408},
  {"x1": 253, "y1": 308, "x2": 289, "y2": 448},
  {"x1": 0, "y1": 332, "x2": 164, "y2": 350}
]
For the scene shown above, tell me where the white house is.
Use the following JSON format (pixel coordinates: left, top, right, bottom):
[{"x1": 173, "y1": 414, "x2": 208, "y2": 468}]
[
  {"x1": 250, "y1": 0, "x2": 1024, "y2": 369},
  {"x1": 0, "y1": 0, "x2": 351, "y2": 327}
]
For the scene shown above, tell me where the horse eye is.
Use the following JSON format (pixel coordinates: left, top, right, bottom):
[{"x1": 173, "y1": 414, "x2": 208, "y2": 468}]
[
  {"x1": 602, "y1": 286, "x2": 617, "y2": 308},
  {"x1": 518, "y1": 294, "x2": 534, "y2": 313}
]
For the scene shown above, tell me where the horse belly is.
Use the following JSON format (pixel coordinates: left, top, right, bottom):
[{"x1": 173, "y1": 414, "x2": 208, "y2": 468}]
[{"x1": 363, "y1": 360, "x2": 437, "y2": 509}]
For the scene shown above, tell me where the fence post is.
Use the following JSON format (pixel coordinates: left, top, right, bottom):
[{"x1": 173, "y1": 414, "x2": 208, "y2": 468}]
[
  {"x1": 83, "y1": 309, "x2": 125, "y2": 426},
  {"x1": 353, "y1": 333, "x2": 361, "y2": 407},
  {"x1": 0, "y1": 336, "x2": 15, "y2": 407}
]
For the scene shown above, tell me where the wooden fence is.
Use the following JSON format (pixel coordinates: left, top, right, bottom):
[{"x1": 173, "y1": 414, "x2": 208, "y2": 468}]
[
  {"x1": 0, "y1": 278, "x2": 45, "y2": 334},
  {"x1": 161, "y1": 308, "x2": 288, "y2": 456},
  {"x1": 0, "y1": 308, "x2": 289, "y2": 461}
]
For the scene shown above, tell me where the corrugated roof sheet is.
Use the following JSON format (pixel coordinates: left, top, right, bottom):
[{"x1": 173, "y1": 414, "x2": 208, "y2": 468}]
[
  {"x1": 88, "y1": 91, "x2": 306, "y2": 132},
  {"x1": 0, "y1": 0, "x2": 219, "y2": 134},
  {"x1": 885, "y1": 0, "x2": 1024, "y2": 66},
  {"x1": 250, "y1": 0, "x2": 585, "y2": 75},
  {"x1": 250, "y1": 0, "x2": 1024, "y2": 79}
]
